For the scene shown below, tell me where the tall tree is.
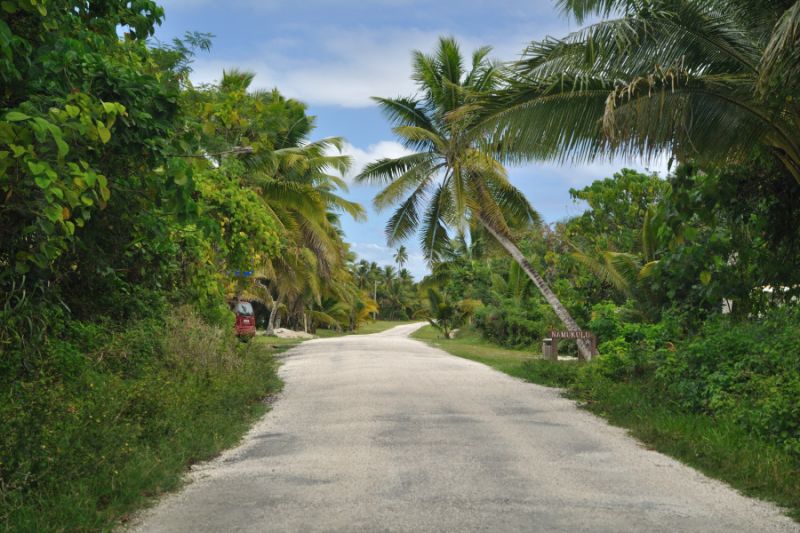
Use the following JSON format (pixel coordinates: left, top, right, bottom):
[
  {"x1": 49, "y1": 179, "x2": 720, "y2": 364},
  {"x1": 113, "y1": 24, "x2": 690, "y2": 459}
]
[
  {"x1": 188, "y1": 70, "x2": 366, "y2": 333},
  {"x1": 356, "y1": 37, "x2": 594, "y2": 358},
  {"x1": 393, "y1": 245, "x2": 409, "y2": 268}
]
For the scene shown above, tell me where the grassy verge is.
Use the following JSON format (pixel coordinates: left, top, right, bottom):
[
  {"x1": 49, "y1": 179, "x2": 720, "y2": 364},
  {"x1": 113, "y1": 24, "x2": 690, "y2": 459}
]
[
  {"x1": 411, "y1": 325, "x2": 539, "y2": 376},
  {"x1": 1, "y1": 312, "x2": 287, "y2": 532},
  {"x1": 412, "y1": 325, "x2": 800, "y2": 521}
]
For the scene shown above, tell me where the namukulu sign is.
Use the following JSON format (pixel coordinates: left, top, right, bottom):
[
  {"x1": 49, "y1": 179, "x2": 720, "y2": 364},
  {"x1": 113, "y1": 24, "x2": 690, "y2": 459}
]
[{"x1": 545, "y1": 330, "x2": 598, "y2": 361}]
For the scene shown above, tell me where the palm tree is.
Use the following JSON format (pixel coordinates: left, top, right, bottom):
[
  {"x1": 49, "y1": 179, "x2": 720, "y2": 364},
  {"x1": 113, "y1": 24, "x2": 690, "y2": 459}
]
[
  {"x1": 393, "y1": 245, "x2": 409, "y2": 268},
  {"x1": 356, "y1": 37, "x2": 594, "y2": 359},
  {"x1": 206, "y1": 71, "x2": 367, "y2": 333},
  {"x1": 490, "y1": 0, "x2": 800, "y2": 184},
  {"x1": 382, "y1": 265, "x2": 396, "y2": 287},
  {"x1": 355, "y1": 259, "x2": 370, "y2": 289}
]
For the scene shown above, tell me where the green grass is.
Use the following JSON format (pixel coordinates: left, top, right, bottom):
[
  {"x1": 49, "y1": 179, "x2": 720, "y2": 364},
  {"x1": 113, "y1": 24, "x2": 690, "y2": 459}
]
[
  {"x1": 413, "y1": 325, "x2": 800, "y2": 522},
  {"x1": 2, "y1": 331, "x2": 287, "y2": 532},
  {"x1": 252, "y1": 335, "x2": 308, "y2": 348},
  {"x1": 411, "y1": 325, "x2": 540, "y2": 376}
]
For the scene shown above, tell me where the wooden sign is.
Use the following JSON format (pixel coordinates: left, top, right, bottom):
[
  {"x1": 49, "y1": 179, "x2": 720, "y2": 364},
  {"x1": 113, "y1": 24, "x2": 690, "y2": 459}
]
[
  {"x1": 550, "y1": 330, "x2": 596, "y2": 340},
  {"x1": 545, "y1": 330, "x2": 598, "y2": 361}
]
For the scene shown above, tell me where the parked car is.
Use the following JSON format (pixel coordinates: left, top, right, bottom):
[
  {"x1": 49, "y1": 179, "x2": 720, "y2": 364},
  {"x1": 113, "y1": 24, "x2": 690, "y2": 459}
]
[{"x1": 231, "y1": 300, "x2": 256, "y2": 338}]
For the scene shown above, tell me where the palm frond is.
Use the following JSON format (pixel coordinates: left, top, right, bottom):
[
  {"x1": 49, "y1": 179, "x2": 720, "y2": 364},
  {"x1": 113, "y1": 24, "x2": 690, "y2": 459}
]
[
  {"x1": 758, "y1": 0, "x2": 800, "y2": 96},
  {"x1": 385, "y1": 184, "x2": 426, "y2": 245},
  {"x1": 372, "y1": 96, "x2": 437, "y2": 133},
  {"x1": 374, "y1": 161, "x2": 439, "y2": 211},
  {"x1": 420, "y1": 184, "x2": 453, "y2": 264},
  {"x1": 355, "y1": 153, "x2": 432, "y2": 185}
]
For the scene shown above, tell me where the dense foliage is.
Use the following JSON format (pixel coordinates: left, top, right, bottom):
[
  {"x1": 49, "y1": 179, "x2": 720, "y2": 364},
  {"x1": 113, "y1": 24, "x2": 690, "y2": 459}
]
[
  {"x1": 1, "y1": 308, "x2": 282, "y2": 531},
  {"x1": 3, "y1": 0, "x2": 800, "y2": 528},
  {"x1": 0, "y1": 1, "x2": 372, "y2": 529}
]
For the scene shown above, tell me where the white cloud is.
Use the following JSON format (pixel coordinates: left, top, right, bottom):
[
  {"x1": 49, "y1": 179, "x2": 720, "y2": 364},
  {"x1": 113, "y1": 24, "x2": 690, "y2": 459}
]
[
  {"x1": 187, "y1": 28, "x2": 436, "y2": 107},
  {"x1": 185, "y1": 25, "x2": 553, "y2": 108}
]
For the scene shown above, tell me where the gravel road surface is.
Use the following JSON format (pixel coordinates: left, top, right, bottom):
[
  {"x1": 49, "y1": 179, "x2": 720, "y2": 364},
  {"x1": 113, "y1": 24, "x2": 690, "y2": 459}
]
[{"x1": 130, "y1": 323, "x2": 798, "y2": 532}]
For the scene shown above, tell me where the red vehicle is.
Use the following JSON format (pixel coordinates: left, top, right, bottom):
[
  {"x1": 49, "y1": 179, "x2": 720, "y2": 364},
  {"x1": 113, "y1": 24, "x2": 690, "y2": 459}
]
[{"x1": 231, "y1": 300, "x2": 256, "y2": 338}]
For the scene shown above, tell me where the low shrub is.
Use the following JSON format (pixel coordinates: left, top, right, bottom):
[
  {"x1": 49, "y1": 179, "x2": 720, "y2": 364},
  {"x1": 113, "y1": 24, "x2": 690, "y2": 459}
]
[
  {"x1": 656, "y1": 307, "x2": 800, "y2": 457},
  {"x1": 474, "y1": 298, "x2": 553, "y2": 348},
  {"x1": 0, "y1": 307, "x2": 282, "y2": 532},
  {"x1": 558, "y1": 304, "x2": 800, "y2": 458}
]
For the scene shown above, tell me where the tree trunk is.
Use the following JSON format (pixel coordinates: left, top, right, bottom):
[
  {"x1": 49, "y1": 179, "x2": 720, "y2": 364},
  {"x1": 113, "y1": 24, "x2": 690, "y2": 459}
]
[
  {"x1": 373, "y1": 280, "x2": 378, "y2": 320},
  {"x1": 267, "y1": 293, "x2": 283, "y2": 335},
  {"x1": 478, "y1": 216, "x2": 594, "y2": 360}
]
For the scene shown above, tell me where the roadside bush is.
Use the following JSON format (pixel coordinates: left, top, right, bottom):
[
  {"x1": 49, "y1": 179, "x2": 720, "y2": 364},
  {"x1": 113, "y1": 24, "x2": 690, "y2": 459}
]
[
  {"x1": 579, "y1": 302, "x2": 671, "y2": 380},
  {"x1": 656, "y1": 307, "x2": 800, "y2": 457},
  {"x1": 474, "y1": 298, "x2": 553, "y2": 348},
  {"x1": 0, "y1": 307, "x2": 282, "y2": 532}
]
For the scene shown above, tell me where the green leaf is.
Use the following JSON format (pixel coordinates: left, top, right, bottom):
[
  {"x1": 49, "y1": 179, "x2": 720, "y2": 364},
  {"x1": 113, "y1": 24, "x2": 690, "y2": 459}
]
[
  {"x1": 174, "y1": 170, "x2": 188, "y2": 186},
  {"x1": 700, "y1": 271, "x2": 712, "y2": 285},
  {"x1": 99, "y1": 186, "x2": 111, "y2": 202},
  {"x1": 44, "y1": 204, "x2": 63, "y2": 222},
  {"x1": 101, "y1": 102, "x2": 123, "y2": 115},
  {"x1": 80, "y1": 195, "x2": 94, "y2": 206},
  {"x1": 27, "y1": 161, "x2": 46, "y2": 175},
  {"x1": 65, "y1": 105, "x2": 80, "y2": 118},
  {"x1": 97, "y1": 122, "x2": 111, "y2": 144},
  {"x1": 54, "y1": 136, "x2": 69, "y2": 157},
  {"x1": 34, "y1": 176, "x2": 51, "y2": 189},
  {"x1": 5, "y1": 111, "x2": 30, "y2": 122}
]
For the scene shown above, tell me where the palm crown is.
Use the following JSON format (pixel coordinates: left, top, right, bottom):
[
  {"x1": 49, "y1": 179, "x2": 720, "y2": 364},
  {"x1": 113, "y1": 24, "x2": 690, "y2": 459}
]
[
  {"x1": 355, "y1": 37, "x2": 540, "y2": 263},
  {"x1": 491, "y1": 0, "x2": 800, "y2": 183}
]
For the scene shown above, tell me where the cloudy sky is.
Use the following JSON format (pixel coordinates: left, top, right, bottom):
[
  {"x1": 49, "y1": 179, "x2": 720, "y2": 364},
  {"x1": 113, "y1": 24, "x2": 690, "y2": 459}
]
[{"x1": 154, "y1": 0, "x2": 665, "y2": 278}]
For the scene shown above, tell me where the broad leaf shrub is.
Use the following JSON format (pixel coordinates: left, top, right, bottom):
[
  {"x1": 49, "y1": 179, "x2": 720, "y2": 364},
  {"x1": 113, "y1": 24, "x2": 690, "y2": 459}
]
[
  {"x1": 473, "y1": 298, "x2": 555, "y2": 348},
  {"x1": 0, "y1": 307, "x2": 282, "y2": 531},
  {"x1": 656, "y1": 307, "x2": 800, "y2": 457},
  {"x1": 552, "y1": 303, "x2": 800, "y2": 459},
  {"x1": 585, "y1": 302, "x2": 671, "y2": 380}
]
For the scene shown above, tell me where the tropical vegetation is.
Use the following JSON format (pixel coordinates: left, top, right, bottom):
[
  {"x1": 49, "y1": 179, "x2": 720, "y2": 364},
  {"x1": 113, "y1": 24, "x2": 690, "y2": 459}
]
[
  {"x1": 355, "y1": 37, "x2": 594, "y2": 358},
  {"x1": 2, "y1": 0, "x2": 800, "y2": 528},
  {"x1": 0, "y1": 2, "x2": 375, "y2": 529},
  {"x1": 363, "y1": 1, "x2": 800, "y2": 517}
]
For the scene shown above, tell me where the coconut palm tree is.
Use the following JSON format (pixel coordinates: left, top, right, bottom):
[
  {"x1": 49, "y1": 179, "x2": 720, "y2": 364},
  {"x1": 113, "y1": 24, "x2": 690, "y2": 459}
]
[
  {"x1": 393, "y1": 245, "x2": 409, "y2": 268},
  {"x1": 490, "y1": 0, "x2": 800, "y2": 184},
  {"x1": 356, "y1": 37, "x2": 594, "y2": 359},
  {"x1": 209, "y1": 71, "x2": 367, "y2": 333}
]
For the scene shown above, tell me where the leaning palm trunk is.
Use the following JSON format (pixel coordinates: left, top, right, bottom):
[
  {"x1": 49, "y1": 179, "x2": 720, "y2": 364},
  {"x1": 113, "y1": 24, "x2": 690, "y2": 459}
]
[
  {"x1": 478, "y1": 215, "x2": 594, "y2": 360},
  {"x1": 267, "y1": 293, "x2": 283, "y2": 335}
]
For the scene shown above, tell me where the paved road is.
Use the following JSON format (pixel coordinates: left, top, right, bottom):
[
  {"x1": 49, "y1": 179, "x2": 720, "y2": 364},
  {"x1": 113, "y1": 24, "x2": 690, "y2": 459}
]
[{"x1": 131, "y1": 324, "x2": 798, "y2": 532}]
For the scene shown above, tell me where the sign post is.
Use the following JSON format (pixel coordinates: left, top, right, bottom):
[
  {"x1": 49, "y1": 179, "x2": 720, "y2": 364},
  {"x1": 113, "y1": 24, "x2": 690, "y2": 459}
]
[{"x1": 548, "y1": 330, "x2": 597, "y2": 361}]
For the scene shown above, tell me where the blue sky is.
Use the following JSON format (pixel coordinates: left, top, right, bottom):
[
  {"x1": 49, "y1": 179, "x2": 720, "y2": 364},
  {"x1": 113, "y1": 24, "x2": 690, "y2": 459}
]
[{"x1": 155, "y1": 0, "x2": 666, "y2": 278}]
